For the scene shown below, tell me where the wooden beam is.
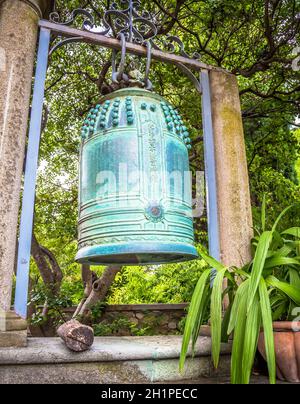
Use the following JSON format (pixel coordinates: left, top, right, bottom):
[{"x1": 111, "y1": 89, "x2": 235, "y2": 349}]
[{"x1": 39, "y1": 20, "x2": 229, "y2": 74}]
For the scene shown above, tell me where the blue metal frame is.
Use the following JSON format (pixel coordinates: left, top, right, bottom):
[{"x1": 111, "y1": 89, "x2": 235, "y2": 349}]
[
  {"x1": 14, "y1": 28, "x2": 51, "y2": 319},
  {"x1": 201, "y1": 70, "x2": 220, "y2": 262}
]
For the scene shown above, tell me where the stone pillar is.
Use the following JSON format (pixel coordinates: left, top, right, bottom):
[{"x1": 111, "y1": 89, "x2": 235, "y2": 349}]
[
  {"x1": 209, "y1": 71, "x2": 253, "y2": 268},
  {"x1": 0, "y1": 0, "x2": 52, "y2": 347}
]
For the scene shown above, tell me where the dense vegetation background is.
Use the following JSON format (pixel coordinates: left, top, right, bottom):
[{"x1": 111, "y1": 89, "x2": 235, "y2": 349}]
[{"x1": 26, "y1": 0, "x2": 300, "y2": 320}]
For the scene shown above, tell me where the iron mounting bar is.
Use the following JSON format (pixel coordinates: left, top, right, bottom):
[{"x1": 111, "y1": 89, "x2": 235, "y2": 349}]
[{"x1": 39, "y1": 20, "x2": 229, "y2": 75}]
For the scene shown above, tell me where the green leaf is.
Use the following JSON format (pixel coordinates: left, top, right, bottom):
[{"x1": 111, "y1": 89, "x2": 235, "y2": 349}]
[
  {"x1": 241, "y1": 293, "x2": 261, "y2": 384},
  {"x1": 259, "y1": 278, "x2": 276, "y2": 385},
  {"x1": 180, "y1": 268, "x2": 211, "y2": 371},
  {"x1": 248, "y1": 231, "x2": 273, "y2": 311},
  {"x1": 198, "y1": 246, "x2": 227, "y2": 272},
  {"x1": 272, "y1": 205, "x2": 293, "y2": 233},
  {"x1": 264, "y1": 256, "x2": 300, "y2": 269},
  {"x1": 221, "y1": 303, "x2": 232, "y2": 343},
  {"x1": 191, "y1": 284, "x2": 210, "y2": 351},
  {"x1": 211, "y1": 268, "x2": 227, "y2": 368},
  {"x1": 266, "y1": 275, "x2": 300, "y2": 305},
  {"x1": 231, "y1": 282, "x2": 249, "y2": 384},
  {"x1": 234, "y1": 268, "x2": 250, "y2": 279},
  {"x1": 289, "y1": 269, "x2": 300, "y2": 290},
  {"x1": 261, "y1": 194, "x2": 266, "y2": 232},
  {"x1": 282, "y1": 227, "x2": 300, "y2": 239},
  {"x1": 272, "y1": 300, "x2": 288, "y2": 321},
  {"x1": 228, "y1": 280, "x2": 250, "y2": 335},
  {"x1": 272, "y1": 231, "x2": 284, "y2": 250},
  {"x1": 276, "y1": 244, "x2": 293, "y2": 257}
]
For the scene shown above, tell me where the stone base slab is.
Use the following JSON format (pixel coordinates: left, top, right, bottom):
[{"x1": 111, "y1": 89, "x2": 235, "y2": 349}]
[
  {"x1": 0, "y1": 330, "x2": 27, "y2": 348},
  {"x1": 0, "y1": 311, "x2": 27, "y2": 347},
  {"x1": 3, "y1": 311, "x2": 27, "y2": 332},
  {"x1": 0, "y1": 336, "x2": 231, "y2": 384}
]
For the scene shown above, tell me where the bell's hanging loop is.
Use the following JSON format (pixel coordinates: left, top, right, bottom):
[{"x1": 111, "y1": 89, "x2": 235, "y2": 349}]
[
  {"x1": 112, "y1": 33, "x2": 129, "y2": 84},
  {"x1": 144, "y1": 41, "x2": 153, "y2": 91}
]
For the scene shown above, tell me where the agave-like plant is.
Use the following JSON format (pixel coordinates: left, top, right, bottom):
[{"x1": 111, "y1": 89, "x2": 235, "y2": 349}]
[{"x1": 180, "y1": 202, "x2": 300, "y2": 384}]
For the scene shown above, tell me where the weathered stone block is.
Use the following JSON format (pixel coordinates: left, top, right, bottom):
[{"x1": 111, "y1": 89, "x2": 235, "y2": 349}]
[
  {"x1": 168, "y1": 322, "x2": 178, "y2": 330},
  {"x1": 0, "y1": 330, "x2": 27, "y2": 348}
]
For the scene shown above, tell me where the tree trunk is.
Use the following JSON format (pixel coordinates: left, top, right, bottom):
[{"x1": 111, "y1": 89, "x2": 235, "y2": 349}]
[
  {"x1": 73, "y1": 264, "x2": 97, "y2": 319},
  {"x1": 78, "y1": 265, "x2": 122, "y2": 316},
  {"x1": 31, "y1": 233, "x2": 63, "y2": 293},
  {"x1": 29, "y1": 233, "x2": 64, "y2": 335}
]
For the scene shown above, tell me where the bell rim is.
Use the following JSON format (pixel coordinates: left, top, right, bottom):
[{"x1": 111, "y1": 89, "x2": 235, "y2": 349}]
[{"x1": 76, "y1": 242, "x2": 199, "y2": 266}]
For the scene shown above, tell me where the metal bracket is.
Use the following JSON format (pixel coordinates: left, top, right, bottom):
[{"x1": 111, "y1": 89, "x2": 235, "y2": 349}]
[
  {"x1": 201, "y1": 70, "x2": 220, "y2": 263},
  {"x1": 14, "y1": 28, "x2": 51, "y2": 319}
]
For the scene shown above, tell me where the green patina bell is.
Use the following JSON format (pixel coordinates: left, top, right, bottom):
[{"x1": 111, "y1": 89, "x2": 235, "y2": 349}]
[{"x1": 76, "y1": 88, "x2": 198, "y2": 265}]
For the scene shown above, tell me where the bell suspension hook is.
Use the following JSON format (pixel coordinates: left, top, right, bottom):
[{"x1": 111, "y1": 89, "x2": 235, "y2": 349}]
[
  {"x1": 144, "y1": 40, "x2": 153, "y2": 91},
  {"x1": 112, "y1": 33, "x2": 129, "y2": 84}
]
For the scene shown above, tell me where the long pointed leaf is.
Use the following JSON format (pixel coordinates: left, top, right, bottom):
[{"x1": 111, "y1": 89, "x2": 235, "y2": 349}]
[
  {"x1": 231, "y1": 282, "x2": 249, "y2": 384},
  {"x1": 276, "y1": 244, "x2": 293, "y2": 257},
  {"x1": 272, "y1": 205, "x2": 293, "y2": 233},
  {"x1": 221, "y1": 303, "x2": 232, "y2": 343},
  {"x1": 261, "y1": 194, "x2": 266, "y2": 232},
  {"x1": 282, "y1": 227, "x2": 300, "y2": 239},
  {"x1": 259, "y1": 278, "x2": 276, "y2": 385},
  {"x1": 266, "y1": 275, "x2": 300, "y2": 305},
  {"x1": 211, "y1": 268, "x2": 227, "y2": 368},
  {"x1": 289, "y1": 269, "x2": 300, "y2": 290},
  {"x1": 264, "y1": 256, "x2": 300, "y2": 269},
  {"x1": 180, "y1": 269, "x2": 211, "y2": 371},
  {"x1": 248, "y1": 231, "x2": 273, "y2": 311},
  {"x1": 191, "y1": 284, "x2": 210, "y2": 351},
  {"x1": 228, "y1": 280, "x2": 250, "y2": 335},
  {"x1": 198, "y1": 246, "x2": 227, "y2": 272},
  {"x1": 241, "y1": 293, "x2": 261, "y2": 384}
]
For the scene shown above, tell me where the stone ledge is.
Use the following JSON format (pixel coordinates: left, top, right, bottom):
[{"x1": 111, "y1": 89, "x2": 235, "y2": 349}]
[
  {"x1": 61, "y1": 303, "x2": 187, "y2": 314},
  {"x1": 0, "y1": 337, "x2": 231, "y2": 384},
  {"x1": 0, "y1": 358, "x2": 231, "y2": 384},
  {"x1": 105, "y1": 304, "x2": 188, "y2": 312},
  {"x1": 0, "y1": 336, "x2": 231, "y2": 365}
]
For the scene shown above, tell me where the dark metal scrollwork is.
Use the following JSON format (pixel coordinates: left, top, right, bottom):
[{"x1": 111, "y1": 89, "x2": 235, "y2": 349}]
[
  {"x1": 49, "y1": 1, "x2": 199, "y2": 59},
  {"x1": 48, "y1": 0, "x2": 202, "y2": 92},
  {"x1": 49, "y1": 8, "x2": 96, "y2": 30},
  {"x1": 152, "y1": 35, "x2": 200, "y2": 60}
]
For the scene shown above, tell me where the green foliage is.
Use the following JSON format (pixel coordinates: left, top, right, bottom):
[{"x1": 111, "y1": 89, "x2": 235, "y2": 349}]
[
  {"x1": 180, "y1": 204, "x2": 300, "y2": 384},
  {"x1": 29, "y1": 283, "x2": 73, "y2": 327},
  {"x1": 93, "y1": 315, "x2": 157, "y2": 337},
  {"x1": 108, "y1": 255, "x2": 209, "y2": 304},
  {"x1": 89, "y1": 301, "x2": 108, "y2": 322},
  {"x1": 93, "y1": 316, "x2": 147, "y2": 337}
]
